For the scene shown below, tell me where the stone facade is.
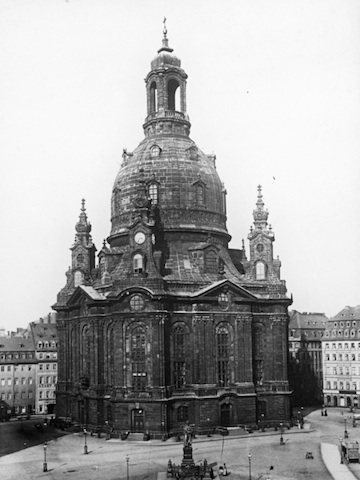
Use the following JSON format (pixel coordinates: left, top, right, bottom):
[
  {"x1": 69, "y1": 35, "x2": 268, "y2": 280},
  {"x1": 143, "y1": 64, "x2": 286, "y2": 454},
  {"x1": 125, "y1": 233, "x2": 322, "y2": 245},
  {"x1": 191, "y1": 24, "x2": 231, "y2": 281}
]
[
  {"x1": 323, "y1": 305, "x2": 360, "y2": 409},
  {"x1": 288, "y1": 310, "x2": 327, "y2": 407},
  {"x1": 53, "y1": 27, "x2": 292, "y2": 436}
]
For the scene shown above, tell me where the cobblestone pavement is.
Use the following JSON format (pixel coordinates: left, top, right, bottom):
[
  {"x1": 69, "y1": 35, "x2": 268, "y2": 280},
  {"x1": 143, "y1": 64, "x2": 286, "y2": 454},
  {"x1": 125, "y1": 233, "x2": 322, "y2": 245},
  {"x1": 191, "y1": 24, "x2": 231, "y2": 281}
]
[{"x1": 0, "y1": 408, "x2": 360, "y2": 479}]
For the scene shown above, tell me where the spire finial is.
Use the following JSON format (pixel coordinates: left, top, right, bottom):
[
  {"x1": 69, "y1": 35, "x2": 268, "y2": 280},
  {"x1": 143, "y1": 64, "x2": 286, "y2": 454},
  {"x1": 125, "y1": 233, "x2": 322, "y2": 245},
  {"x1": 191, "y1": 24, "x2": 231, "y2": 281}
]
[
  {"x1": 159, "y1": 17, "x2": 171, "y2": 52},
  {"x1": 81, "y1": 198, "x2": 86, "y2": 212}
]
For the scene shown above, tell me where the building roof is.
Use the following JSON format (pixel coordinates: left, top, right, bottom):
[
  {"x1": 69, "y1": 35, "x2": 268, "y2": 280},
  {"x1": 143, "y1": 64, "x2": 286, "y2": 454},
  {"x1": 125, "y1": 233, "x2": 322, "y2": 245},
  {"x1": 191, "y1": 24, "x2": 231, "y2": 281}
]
[
  {"x1": 332, "y1": 305, "x2": 360, "y2": 321},
  {"x1": 0, "y1": 337, "x2": 34, "y2": 352},
  {"x1": 289, "y1": 310, "x2": 328, "y2": 330}
]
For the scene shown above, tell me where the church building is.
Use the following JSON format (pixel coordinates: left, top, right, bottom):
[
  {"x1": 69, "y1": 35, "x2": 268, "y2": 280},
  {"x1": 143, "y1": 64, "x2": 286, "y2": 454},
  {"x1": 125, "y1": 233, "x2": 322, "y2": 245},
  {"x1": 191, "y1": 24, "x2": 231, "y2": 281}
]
[{"x1": 54, "y1": 26, "x2": 292, "y2": 436}]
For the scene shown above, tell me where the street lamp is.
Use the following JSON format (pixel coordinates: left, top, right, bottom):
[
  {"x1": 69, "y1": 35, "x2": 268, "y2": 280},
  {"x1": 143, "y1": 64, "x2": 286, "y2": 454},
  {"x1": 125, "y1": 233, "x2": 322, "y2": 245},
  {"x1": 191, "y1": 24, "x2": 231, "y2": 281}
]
[
  {"x1": 83, "y1": 429, "x2": 88, "y2": 454},
  {"x1": 248, "y1": 454, "x2": 252, "y2": 480},
  {"x1": 126, "y1": 454, "x2": 130, "y2": 480},
  {"x1": 280, "y1": 422, "x2": 284, "y2": 445},
  {"x1": 339, "y1": 437, "x2": 343, "y2": 464},
  {"x1": 43, "y1": 442, "x2": 47, "y2": 472},
  {"x1": 344, "y1": 418, "x2": 349, "y2": 439},
  {"x1": 207, "y1": 417, "x2": 211, "y2": 437}
]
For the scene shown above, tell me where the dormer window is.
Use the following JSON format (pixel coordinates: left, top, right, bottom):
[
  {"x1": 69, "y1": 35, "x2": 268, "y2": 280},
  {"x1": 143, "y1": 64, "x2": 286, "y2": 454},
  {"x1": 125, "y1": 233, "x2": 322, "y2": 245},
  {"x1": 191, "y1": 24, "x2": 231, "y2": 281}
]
[
  {"x1": 150, "y1": 145, "x2": 161, "y2": 158},
  {"x1": 205, "y1": 249, "x2": 218, "y2": 273},
  {"x1": 133, "y1": 253, "x2": 144, "y2": 273},
  {"x1": 256, "y1": 261, "x2": 266, "y2": 280}
]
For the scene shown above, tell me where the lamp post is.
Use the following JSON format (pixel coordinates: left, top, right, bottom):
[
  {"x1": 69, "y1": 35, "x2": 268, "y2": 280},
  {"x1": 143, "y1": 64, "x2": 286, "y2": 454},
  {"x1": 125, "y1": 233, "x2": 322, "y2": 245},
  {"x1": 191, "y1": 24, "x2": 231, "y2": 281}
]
[
  {"x1": 248, "y1": 454, "x2": 252, "y2": 480},
  {"x1": 344, "y1": 417, "x2": 349, "y2": 439},
  {"x1": 83, "y1": 429, "x2": 88, "y2": 454},
  {"x1": 207, "y1": 417, "x2": 211, "y2": 437},
  {"x1": 339, "y1": 437, "x2": 343, "y2": 464},
  {"x1": 126, "y1": 454, "x2": 130, "y2": 480},
  {"x1": 43, "y1": 442, "x2": 47, "y2": 472},
  {"x1": 280, "y1": 422, "x2": 284, "y2": 445}
]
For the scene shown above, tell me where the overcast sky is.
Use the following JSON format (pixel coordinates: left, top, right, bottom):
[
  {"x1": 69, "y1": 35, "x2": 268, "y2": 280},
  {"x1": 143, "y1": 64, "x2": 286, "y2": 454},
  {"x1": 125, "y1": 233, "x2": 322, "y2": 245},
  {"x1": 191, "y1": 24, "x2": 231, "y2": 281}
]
[{"x1": 0, "y1": 0, "x2": 359, "y2": 332}]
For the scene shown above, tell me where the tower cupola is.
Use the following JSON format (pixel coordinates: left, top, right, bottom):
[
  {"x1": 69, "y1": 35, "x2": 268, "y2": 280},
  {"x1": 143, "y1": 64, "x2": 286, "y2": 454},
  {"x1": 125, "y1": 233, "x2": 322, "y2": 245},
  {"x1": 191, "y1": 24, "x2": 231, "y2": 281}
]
[{"x1": 143, "y1": 19, "x2": 190, "y2": 137}]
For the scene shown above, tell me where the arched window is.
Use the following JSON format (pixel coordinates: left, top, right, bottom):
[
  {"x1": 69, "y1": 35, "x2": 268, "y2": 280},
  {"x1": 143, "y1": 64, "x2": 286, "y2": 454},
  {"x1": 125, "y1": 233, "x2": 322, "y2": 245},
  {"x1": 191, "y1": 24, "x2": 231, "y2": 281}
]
[
  {"x1": 196, "y1": 183, "x2": 205, "y2": 206},
  {"x1": 205, "y1": 250, "x2": 218, "y2": 273},
  {"x1": 150, "y1": 81, "x2": 157, "y2": 112},
  {"x1": 256, "y1": 262, "x2": 265, "y2": 280},
  {"x1": 131, "y1": 326, "x2": 147, "y2": 391},
  {"x1": 173, "y1": 325, "x2": 187, "y2": 388},
  {"x1": 167, "y1": 79, "x2": 180, "y2": 111},
  {"x1": 148, "y1": 183, "x2": 159, "y2": 205},
  {"x1": 217, "y1": 326, "x2": 229, "y2": 386},
  {"x1": 108, "y1": 326, "x2": 115, "y2": 385},
  {"x1": 133, "y1": 253, "x2": 144, "y2": 273},
  {"x1": 81, "y1": 326, "x2": 91, "y2": 385}
]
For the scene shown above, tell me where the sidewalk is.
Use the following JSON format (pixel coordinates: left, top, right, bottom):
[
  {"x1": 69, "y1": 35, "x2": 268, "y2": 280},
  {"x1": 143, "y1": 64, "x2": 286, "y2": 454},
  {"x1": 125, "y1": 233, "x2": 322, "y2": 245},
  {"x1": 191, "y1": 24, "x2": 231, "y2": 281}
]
[{"x1": 321, "y1": 443, "x2": 358, "y2": 480}]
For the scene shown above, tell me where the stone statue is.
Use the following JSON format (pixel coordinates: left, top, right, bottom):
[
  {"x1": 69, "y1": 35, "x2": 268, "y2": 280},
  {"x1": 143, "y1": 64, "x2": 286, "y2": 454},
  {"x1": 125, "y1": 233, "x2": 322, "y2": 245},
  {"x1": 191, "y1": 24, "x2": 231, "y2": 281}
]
[{"x1": 183, "y1": 423, "x2": 192, "y2": 447}]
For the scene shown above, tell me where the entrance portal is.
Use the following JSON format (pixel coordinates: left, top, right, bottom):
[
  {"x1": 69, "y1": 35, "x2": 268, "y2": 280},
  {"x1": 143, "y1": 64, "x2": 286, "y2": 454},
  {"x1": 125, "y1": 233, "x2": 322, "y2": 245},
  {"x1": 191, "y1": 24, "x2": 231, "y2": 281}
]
[
  {"x1": 131, "y1": 409, "x2": 144, "y2": 432},
  {"x1": 220, "y1": 403, "x2": 231, "y2": 426}
]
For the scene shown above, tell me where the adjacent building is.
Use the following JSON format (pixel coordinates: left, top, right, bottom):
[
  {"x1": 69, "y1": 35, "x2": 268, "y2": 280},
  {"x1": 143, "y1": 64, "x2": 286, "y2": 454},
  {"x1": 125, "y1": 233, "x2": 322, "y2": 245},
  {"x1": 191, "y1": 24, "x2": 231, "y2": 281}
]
[
  {"x1": 323, "y1": 305, "x2": 360, "y2": 409},
  {"x1": 30, "y1": 318, "x2": 58, "y2": 415},
  {"x1": 0, "y1": 337, "x2": 37, "y2": 415},
  {"x1": 288, "y1": 310, "x2": 327, "y2": 407},
  {"x1": 54, "y1": 27, "x2": 291, "y2": 436},
  {"x1": 0, "y1": 313, "x2": 58, "y2": 416}
]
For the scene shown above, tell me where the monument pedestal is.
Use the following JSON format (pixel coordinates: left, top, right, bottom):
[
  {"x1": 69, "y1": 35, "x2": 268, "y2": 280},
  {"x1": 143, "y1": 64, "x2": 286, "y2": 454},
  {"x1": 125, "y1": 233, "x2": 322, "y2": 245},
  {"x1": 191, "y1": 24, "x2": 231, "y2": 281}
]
[{"x1": 181, "y1": 445, "x2": 195, "y2": 467}]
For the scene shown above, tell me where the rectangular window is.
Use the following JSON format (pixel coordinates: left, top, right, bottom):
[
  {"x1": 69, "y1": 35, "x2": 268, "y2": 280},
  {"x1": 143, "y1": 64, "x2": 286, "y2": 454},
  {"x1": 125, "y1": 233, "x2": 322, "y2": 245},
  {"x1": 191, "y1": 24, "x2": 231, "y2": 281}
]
[
  {"x1": 28, "y1": 392, "x2": 32, "y2": 399},
  {"x1": 7, "y1": 379, "x2": 11, "y2": 386},
  {"x1": 39, "y1": 391, "x2": 43, "y2": 399},
  {"x1": 46, "y1": 364, "x2": 50, "y2": 370},
  {"x1": 14, "y1": 378, "x2": 19, "y2": 386},
  {"x1": 0, "y1": 393, "x2": 5, "y2": 400},
  {"x1": 132, "y1": 363, "x2": 147, "y2": 391},
  {"x1": 21, "y1": 378, "x2": 25, "y2": 385},
  {"x1": 173, "y1": 361, "x2": 186, "y2": 389},
  {"x1": 7, "y1": 393, "x2": 11, "y2": 400},
  {"x1": 0, "y1": 366, "x2": 4, "y2": 372},
  {"x1": 334, "y1": 381, "x2": 337, "y2": 389},
  {"x1": 53, "y1": 364, "x2": 57, "y2": 370},
  {"x1": 7, "y1": 366, "x2": 11, "y2": 371},
  {"x1": 21, "y1": 392, "x2": 26, "y2": 399},
  {"x1": 39, "y1": 364, "x2": 43, "y2": 370},
  {"x1": 1, "y1": 379, "x2": 4, "y2": 386},
  {"x1": 28, "y1": 378, "x2": 33, "y2": 385}
]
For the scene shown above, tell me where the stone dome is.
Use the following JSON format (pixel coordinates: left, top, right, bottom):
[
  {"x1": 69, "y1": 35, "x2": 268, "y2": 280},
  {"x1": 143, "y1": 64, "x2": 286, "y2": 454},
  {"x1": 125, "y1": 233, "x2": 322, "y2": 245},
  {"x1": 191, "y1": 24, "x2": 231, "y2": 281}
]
[{"x1": 109, "y1": 134, "x2": 228, "y2": 243}]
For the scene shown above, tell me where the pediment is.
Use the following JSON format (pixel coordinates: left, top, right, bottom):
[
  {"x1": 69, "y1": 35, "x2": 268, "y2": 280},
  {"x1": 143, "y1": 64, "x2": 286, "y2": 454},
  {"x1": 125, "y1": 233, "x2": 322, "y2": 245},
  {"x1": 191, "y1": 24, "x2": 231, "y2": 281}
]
[
  {"x1": 67, "y1": 285, "x2": 106, "y2": 307},
  {"x1": 191, "y1": 279, "x2": 257, "y2": 301}
]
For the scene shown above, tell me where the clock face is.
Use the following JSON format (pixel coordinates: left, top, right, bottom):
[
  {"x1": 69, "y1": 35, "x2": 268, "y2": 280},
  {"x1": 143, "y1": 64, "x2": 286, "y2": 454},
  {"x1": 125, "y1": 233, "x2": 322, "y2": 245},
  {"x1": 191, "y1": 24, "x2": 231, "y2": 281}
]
[
  {"x1": 257, "y1": 243, "x2": 264, "y2": 253},
  {"x1": 134, "y1": 232, "x2": 145, "y2": 245}
]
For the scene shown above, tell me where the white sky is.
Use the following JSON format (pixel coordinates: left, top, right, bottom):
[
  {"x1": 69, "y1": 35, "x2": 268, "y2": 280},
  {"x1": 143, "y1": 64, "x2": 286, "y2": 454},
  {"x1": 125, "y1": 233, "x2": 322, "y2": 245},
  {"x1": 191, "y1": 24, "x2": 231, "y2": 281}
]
[{"x1": 0, "y1": 0, "x2": 359, "y2": 331}]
